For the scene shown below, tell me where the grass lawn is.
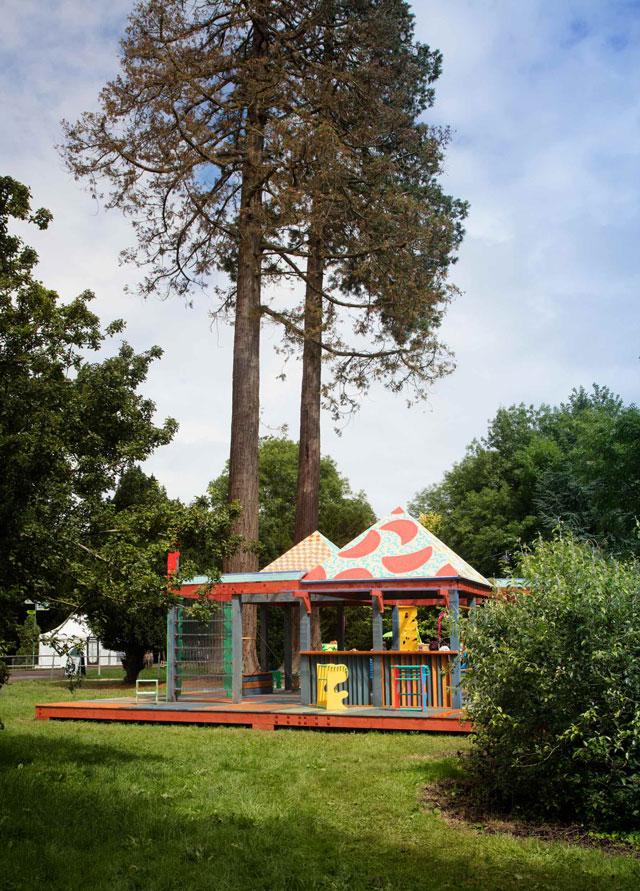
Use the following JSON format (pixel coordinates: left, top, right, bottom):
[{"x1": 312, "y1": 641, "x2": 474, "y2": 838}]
[{"x1": 1, "y1": 680, "x2": 638, "y2": 891}]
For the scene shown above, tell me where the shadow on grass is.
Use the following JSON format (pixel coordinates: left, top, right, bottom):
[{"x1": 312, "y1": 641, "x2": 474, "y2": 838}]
[
  {"x1": 0, "y1": 729, "x2": 165, "y2": 771},
  {"x1": 1, "y1": 730, "x2": 638, "y2": 891}
]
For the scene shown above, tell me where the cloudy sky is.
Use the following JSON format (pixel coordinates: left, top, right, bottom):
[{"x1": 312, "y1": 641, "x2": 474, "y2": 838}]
[{"x1": 2, "y1": 0, "x2": 639, "y2": 518}]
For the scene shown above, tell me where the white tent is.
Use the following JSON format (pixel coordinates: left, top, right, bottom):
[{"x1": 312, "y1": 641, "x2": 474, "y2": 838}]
[{"x1": 38, "y1": 615, "x2": 123, "y2": 668}]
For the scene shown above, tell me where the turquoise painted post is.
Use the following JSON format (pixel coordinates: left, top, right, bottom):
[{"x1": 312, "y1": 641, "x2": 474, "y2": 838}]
[
  {"x1": 448, "y1": 589, "x2": 462, "y2": 709},
  {"x1": 166, "y1": 606, "x2": 177, "y2": 702},
  {"x1": 231, "y1": 594, "x2": 243, "y2": 703},
  {"x1": 299, "y1": 601, "x2": 311, "y2": 705},
  {"x1": 391, "y1": 605, "x2": 400, "y2": 650},
  {"x1": 283, "y1": 605, "x2": 292, "y2": 690},
  {"x1": 371, "y1": 591, "x2": 383, "y2": 708},
  {"x1": 222, "y1": 603, "x2": 232, "y2": 696}
]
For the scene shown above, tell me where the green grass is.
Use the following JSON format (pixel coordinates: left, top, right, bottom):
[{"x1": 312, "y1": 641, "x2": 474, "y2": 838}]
[
  {"x1": 82, "y1": 665, "x2": 166, "y2": 682},
  {"x1": 1, "y1": 681, "x2": 638, "y2": 891}
]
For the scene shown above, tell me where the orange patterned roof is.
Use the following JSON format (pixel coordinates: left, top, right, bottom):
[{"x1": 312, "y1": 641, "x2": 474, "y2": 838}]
[
  {"x1": 303, "y1": 506, "x2": 490, "y2": 586},
  {"x1": 261, "y1": 531, "x2": 339, "y2": 573}
]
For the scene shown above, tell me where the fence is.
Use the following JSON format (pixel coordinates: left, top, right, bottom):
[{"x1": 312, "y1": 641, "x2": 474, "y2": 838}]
[
  {"x1": 4, "y1": 648, "x2": 125, "y2": 678},
  {"x1": 167, "y1": 604, "x2": 232, "y2": 701}
]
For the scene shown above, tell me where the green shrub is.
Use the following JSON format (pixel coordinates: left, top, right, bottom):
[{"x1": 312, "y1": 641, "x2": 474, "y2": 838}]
[{"x1": 463, "y1": 534, "x2": 640, "y2": 828}]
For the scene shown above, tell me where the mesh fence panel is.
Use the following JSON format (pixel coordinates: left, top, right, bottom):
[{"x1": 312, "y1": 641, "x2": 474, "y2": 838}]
[{"x1": 175, "y1": 603, "x2": 232, "y2": 700}]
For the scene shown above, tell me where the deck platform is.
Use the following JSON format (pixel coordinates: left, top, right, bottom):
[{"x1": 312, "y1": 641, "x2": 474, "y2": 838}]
[{"x1": 35, "y1": 691, "x2": 471, "y2": 733}]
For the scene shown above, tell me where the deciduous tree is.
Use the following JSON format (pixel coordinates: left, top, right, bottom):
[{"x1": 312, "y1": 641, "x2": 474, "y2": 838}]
[
  {"x1": 80, "y1": 467, "x2": 241, "y2": 683},
  {"x1": 0, "y1": 176, "x2": 175, "y2": 652},
  {"x1": 410, "y1": 386, "x2": 640, "y2": 576}
]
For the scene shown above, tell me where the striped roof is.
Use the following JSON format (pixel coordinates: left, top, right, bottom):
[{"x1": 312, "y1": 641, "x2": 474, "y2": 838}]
[
  {"x1": 261, "y1": 530, "x2": 339, "y2": 573},
  {"x1": 302, "y1": 506, "x2": 490, "y2": 586}
]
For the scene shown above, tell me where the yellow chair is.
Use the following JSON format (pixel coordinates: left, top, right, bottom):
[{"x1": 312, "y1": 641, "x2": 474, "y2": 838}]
[{"x1": 316, "y1": 663, "x2": 349, "y2": 710}]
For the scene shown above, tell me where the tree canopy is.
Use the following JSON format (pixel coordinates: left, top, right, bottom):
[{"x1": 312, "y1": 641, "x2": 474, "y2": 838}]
[{"x1": 410, "y1": 386, "x2": 640, "y2": 576}]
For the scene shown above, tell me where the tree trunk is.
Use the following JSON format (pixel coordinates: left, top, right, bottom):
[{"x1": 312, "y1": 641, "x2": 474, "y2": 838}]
[
  {"x1": 293, "y1": 231, "x2": 325, "y2": 665},
  {"x1": 121, "y1": 644, "x2": 147, "y2": 685},
  {"x1": 294, "y1": 239, "x2": 323, "y2": 542},
  {"x1": 224, "y1": 21, "x2": 267, "y2": 674}
]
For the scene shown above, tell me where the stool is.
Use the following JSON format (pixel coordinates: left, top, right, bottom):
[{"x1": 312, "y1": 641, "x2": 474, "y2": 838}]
[
  {"x1": 135, "y1": 679, "x2": 159, "y2": 704},
  {"x1": 391, "y1": 665, "x2": 430, "y2": 712}
]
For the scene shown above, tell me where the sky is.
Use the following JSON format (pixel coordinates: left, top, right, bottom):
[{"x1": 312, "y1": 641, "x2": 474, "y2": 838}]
[{"x1": 2, "y1": 0, "x2": 639, "y2": 519}]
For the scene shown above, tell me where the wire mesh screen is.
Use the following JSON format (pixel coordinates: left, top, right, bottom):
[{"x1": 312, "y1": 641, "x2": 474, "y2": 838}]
[{"x1": 174, "y1": 604, "x2": 232, "y2": 701}]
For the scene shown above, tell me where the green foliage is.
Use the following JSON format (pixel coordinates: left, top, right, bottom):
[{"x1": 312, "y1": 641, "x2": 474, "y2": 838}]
[
  {"x1": 0, "y1": 177, "x2": 242, "y2": 682},
  {"x1": 463, "y1": 534, "x2": 640, "y2": 829},
  {"x1": 210, "y1": 436, "x2": 375, "y2": 566},
  {"x1": 410, "y1": 386, "x2": 640, "y2": 576}
]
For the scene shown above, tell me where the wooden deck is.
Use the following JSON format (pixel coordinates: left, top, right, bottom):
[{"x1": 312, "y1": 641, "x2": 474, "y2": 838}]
[{"x1": 35, "y1": 691, "x2": 472, "y2": 733}]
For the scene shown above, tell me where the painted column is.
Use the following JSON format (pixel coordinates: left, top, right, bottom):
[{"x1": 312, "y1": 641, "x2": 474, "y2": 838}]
[
  {"x1": 371, "y1": 591, "x2": 384, "y2": 708},
  {"x1": 391, "y1": 605, "x2": 400, "y2": 650},
  {"x1": 336, "y1": 604, "x2": 345, "y2": 650},
  {"x1": 299, "y1": 601, "x2": 311, "y2": 706},
  {"x1": 259, "y1": 604, "x2": 268, "y2": 671},
  {"x1": 283, "y1": 605, "x2": 292, "y2": 691},
  {"x1": 231, "y1": 594, "x2": 243, "y2": 703},
  {"x1": 166, "y1": 606, "x2": 177, "y2": 703},
  {"x1": 448, "y1": 588, "x2": 462, "y2": 709}
]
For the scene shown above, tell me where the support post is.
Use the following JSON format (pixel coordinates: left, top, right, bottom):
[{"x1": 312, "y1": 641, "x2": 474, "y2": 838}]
[
  {"x1": 283, "y1": 605, "x2": 292, "y2": 690},
  {"x1": 259, "y1": 604, "x2": 268, "y2": 671},
  {"x1": 391, "y1": 605, "x2": 400, "y2": 650},
  {"x1": 371, "y1": 590, "x2": 384, "y2": 708},
  {"x1": 299, "y1": 601, "x2": 311, "y2": 705},
  {"x1": 166, "y1": 606, "x2": 177, "y2": 702},
  {"x1": 231, "y1": 594, "x2": 243, "y2": 704},
  {"x1": 335, "y1": 604, "x2": 345, "y2": 650},
  {"x1": 448, "y1": 589, "x2": 462, "y2": 709}
]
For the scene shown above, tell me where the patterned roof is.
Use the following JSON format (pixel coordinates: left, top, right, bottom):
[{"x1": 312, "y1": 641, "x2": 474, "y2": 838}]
[
  {"x1": 261, "y1": 531, "x2": 339, "y2": 573},
  {"x1": 302, "y1": 506, "x2": 490, "y2": 586}
]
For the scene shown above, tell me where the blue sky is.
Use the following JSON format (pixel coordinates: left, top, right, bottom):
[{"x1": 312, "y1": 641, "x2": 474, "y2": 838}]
[{"x1": 2, "y1": 0, "x2": 639, "y2": 516}]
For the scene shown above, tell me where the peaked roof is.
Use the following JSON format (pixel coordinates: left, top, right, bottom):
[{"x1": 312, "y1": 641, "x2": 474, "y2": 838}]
[
  {"x1": 303, "y1": 506, "x2": 490, "y2": 586},
  {"x1": 261, "y1": 530, "x2": 339, "y2": 573}
]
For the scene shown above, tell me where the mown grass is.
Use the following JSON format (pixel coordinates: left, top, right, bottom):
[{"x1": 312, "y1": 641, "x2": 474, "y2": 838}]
[{"x1": 0, "y1": 680, "x2": 638, "y2": 891}]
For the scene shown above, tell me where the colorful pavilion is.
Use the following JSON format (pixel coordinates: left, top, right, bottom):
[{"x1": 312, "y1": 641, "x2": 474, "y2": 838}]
[{"x1": 168, "y1": 506, "x2": 491, "y2": 713}]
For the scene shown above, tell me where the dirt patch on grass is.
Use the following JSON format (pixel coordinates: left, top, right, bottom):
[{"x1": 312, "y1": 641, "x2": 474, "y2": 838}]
[{"x1": 423, "y1": 778, "x2": 640, "y2": 859}]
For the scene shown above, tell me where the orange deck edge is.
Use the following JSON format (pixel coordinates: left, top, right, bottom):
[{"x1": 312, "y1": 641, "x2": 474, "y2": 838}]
[{"x1": 35, "y1": 702, "x2": 472, "y2": 733}]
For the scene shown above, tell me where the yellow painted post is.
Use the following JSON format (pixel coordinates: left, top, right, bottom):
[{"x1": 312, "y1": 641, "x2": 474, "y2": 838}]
[
  {"x1": 316, "y1": 663, "x2": 329, "y2": 708},
  {"x1": 398, "y1": 607, "x2": 419, "y2": 651}
]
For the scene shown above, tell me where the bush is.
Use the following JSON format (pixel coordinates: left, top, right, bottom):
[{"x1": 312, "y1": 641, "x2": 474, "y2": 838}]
[{"x1": 463, "y1": 534, "x2": 640, "y2": 828}]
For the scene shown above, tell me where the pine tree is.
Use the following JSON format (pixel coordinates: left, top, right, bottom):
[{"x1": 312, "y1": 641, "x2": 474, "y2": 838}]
[{"x1": 60, "y1": 0, "x2": 466, "y2": 668}]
